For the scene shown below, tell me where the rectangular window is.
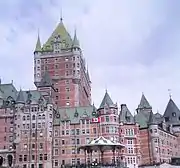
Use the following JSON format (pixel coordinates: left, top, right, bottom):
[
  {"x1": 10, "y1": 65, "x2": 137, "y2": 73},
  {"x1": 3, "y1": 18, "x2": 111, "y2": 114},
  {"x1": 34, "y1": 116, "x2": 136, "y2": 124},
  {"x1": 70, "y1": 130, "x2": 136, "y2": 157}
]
[
  {"x1": 55, "y1": 149, "x2": 58, "y2": 155},
  {"x1": 39, "y1": 154, "x2": 43, "y2": 160},
  {"x1": 77, "y1": 139, "x2": 80, "y2": 144},
  {"x1": 93, "y1": 128, "x2": 96, "y2": 134},
  {"x1": 76, "y1": 129, "x2": 80, "y2": 135},
  {"x1": 62, "y1": 139, "x2": 65, "y2": 145},
  {"x1": 55, "y1": 160, "x2": 58, "y2": 166},
  {"x1": 39, "y1": 143, "x2": 43, "y2": 149},
  {"x1": 106, "y1": 116, "x2": 109, "y2": 122},
  {"x1": 82, "y1": 129, "x2": 85, "y2": 134},
  {"x1": 54, "y1": 130, "x2": 58, "y2": 136},
  {"x1": 32, "y1": 155, "x2": 35, "y2": 160},
  {"x1": 127, "y1": 139, "x2": 133, "y2": 144},
  {"x1": 19, "y1": 155, "x2": 22, "y2": 162},
  {"x1": 44, "y1": 154, "x2": 47, "y2": 160},
  {"x1": 24, "y1": 155, "x2": 27, "y2": 161}
]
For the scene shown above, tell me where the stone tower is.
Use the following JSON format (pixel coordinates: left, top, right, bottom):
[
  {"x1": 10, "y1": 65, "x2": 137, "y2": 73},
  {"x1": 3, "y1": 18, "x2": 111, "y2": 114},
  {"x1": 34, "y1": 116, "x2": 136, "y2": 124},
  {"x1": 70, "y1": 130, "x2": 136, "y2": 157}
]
[{"x1": 34, "y1": 18, "x2": 91, "y2": 107}]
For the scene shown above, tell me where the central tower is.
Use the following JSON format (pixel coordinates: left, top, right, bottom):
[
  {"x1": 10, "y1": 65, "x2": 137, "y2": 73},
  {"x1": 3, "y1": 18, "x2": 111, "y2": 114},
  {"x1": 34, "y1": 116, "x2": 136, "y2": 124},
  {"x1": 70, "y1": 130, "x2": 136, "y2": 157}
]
[{"x1": 33, "y1": 18, "x2": 91, "y2": 107}]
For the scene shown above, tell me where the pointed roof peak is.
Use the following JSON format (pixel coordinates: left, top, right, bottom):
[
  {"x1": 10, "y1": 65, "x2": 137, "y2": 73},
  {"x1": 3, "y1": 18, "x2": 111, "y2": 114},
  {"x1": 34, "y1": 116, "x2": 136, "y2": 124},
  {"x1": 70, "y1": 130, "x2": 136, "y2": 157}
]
[
  {"x1": 99, "y1": 90, "x2": 114, "y2": 109},
  {"x1": 42, "y1": 19, "x2": 72, "y2": 51},
  {"x1": 72, "y1": 28, "x2": 80, "y2": 48},
  {"x1": 16, "y1": 89, "x2": 25, "y2": 104},
  {"x1": 138, "y1": 93, "x2": 152, "y2": 109},
  {"x1": 34, "y1": 31, "x2": 41, "y2": 52},
  {"x1": 163, "y1": 97, "x2": 180, "y2": 124}
]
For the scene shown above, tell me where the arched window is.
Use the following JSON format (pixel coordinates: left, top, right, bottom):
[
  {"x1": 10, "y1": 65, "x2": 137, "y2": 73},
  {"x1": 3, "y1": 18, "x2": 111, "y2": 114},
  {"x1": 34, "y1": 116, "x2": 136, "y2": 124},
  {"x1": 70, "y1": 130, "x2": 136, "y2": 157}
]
[
  {"x1": 42, "y1": 114, "x2": 45, "y2": 119},
  {"x1": 38, "y1": 115, "x2": 41, "y2": 119},
  {"x1": 32, "y1": 115, "x2": 36, "y2": 120},
  {"x1": 172, "y1": 112, "x2": 176, "y2": 117}
]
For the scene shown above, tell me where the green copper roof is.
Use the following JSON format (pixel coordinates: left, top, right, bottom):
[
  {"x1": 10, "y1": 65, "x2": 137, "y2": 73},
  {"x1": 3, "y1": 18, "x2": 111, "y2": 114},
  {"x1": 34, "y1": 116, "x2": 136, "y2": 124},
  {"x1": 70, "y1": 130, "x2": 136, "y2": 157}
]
[
  {"x1": 54, "y1": 105, "x2": 97, "y2": 125},
  {"x1": 72, "y1": 30, "x2": 80, "y2": 48},
  {"x1": 138, "y1": 93, "x2": 152, "y2": 109},
  {"x1": 99, "y1": 90, "x2": 114, "y2": 109},
  {"x1": 35, "y1": 34, "x2": 42, "y2": 52},
  {"x1": 135, "y1": 111, "x2": 150, "y2": 128},
  {"x1": 42, "y1": 20, "x2": 72, "y2": 51}
]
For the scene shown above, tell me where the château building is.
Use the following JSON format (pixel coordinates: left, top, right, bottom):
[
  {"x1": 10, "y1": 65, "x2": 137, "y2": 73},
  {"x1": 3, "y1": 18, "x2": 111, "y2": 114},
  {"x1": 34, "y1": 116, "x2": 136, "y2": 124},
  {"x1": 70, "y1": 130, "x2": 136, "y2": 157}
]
[{"x1": 0, "y1": 17, "x2": 180, "y2": 168}]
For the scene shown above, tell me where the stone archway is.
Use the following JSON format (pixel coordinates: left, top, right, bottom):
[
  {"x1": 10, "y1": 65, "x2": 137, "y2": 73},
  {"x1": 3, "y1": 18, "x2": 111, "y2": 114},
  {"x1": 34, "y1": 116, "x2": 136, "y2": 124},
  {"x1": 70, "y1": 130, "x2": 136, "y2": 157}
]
[
  {"x1": 7, "y1": 154, "x2": 13, "y2": 167},
  {"x1": 0, "y1": 156, "x2": 3, "y2": 166}
]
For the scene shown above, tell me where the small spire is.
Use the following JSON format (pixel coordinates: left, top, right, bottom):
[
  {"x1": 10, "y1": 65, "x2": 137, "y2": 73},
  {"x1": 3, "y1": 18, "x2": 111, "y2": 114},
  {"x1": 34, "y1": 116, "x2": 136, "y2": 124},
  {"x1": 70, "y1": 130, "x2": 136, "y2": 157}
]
[
  {"x1": 60, "y1": 7, "x2": 63, "y2": 22},
  {"x1": 72, "y1": 28, "x2": 80, "y2": 48},
  {"x1": 35, "y1": 30, "x2": 41, "y2": 52}
]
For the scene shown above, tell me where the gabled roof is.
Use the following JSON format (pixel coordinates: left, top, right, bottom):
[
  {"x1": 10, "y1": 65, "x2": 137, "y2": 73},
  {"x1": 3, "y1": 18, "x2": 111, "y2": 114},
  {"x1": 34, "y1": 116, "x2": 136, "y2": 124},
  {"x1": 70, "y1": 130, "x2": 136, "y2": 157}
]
[
  {"x1": 16, "y1": 89, "x2": 25, "y2": 104},
  {"x1": 0, "y1": 83, "x2": 18, "y2": 100},
  {"x1": 39, "y1": 71, "x2": 53, "y2": 87},
  {"x1": 42, "y1": 20, "x2": 72, "y2": 51},
  {"x1": 99, "y1": 90, "x2": 114, "y2": 109},
  {"x1": 119, "y1": 104, "x2": 135, "y2": 124},
  {"x1": 163, "y1": 98, "x2": 180, "y2": 124},
  {"x1": 138, "y1": 93, "x2": 152, "y2": 109}
]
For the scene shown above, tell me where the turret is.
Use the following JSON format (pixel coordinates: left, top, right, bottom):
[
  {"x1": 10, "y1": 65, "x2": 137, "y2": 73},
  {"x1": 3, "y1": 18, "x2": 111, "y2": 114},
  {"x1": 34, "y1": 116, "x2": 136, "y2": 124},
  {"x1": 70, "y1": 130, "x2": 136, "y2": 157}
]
[
  {"x1": 16, "y1": 89, "x2": 25, "y2": 104},
  {"x1": 34, "y1": 32, "x2": 42, "y2": 84},
  {"x1": 72, "y1": 29, "x2": 80, "y2": 51},
  {"x1": 34, "y1": 33, "x2": 42, "y2": 54},
  {"x1": 136, "y1": 93, "x2": 152, "y2": 113}
]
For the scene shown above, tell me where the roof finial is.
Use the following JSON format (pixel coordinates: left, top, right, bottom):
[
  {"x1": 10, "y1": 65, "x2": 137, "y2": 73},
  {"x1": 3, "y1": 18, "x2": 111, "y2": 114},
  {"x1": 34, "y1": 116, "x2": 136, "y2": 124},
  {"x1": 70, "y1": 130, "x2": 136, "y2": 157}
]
[
  {"x1": 168, "y1": 89, "x2": 172, "y2": 99},
  {"x1": 60, "y1": 7, "x2": 63, "y2": 22},
  {"x1": 105, "y1": 84, "x2": 107, "y2": 93}
]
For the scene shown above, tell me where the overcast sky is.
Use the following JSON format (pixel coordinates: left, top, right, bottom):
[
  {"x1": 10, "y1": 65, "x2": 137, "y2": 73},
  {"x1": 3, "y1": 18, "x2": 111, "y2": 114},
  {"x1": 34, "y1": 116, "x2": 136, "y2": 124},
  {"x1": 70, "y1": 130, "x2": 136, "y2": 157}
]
[{"x1": 0, "y1": 0, "x2": 180, "y2": 114}]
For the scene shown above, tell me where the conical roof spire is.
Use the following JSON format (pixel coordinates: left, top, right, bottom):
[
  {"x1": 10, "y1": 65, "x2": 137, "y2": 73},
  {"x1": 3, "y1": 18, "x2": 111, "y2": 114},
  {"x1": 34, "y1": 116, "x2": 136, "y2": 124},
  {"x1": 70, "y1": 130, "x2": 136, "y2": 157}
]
[
  {"x1": 138, "y1": 93, "x2": 152, "y2": 109},
  {"x1": 42, "y1": 19, "x2": 72, "y2": 51},
  {"x1": 72, "y1": 29, "x2": 80, "y2": 48},
  {"x1": 99, "y1": 90, "x2": 114, "y2": 109},
  {"x1": 16, "y1": 89, "x2": 25, "y2": 104},
  {"x1": 34, "y1": 32, "x2": 41, "y2": 52},
  {"x1": 163, "y1": 98, "x2": 180, "y2": 124}
]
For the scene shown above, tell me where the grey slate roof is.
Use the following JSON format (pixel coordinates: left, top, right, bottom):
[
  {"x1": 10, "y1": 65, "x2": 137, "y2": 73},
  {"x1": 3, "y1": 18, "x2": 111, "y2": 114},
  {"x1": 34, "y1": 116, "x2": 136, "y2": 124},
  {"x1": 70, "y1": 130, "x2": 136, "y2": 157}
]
[
  {"x1": 99, "y1": 91, "x2": 114, "y2": 109},
  {"x1": 119, "y1": 104, "x2": 135, "y2": 124},
  {"x1": 16, "y1": 89, "x2": 25, "y2": 104},
  {"x1": 138, "y1": 93, "x2": 152, "y2": 109},
  {"x1": 163, "y1": 98, "x2": 180, "y2": 124},
  {"x1": 0, "y1": 83, "x2": 18, "y2": 100},
  {"x1": 39, "y1": 71, "x2": 53, "y2": 87},
  {"x1": 148, "y1": 111, "x2": 158, "y2": 125}
]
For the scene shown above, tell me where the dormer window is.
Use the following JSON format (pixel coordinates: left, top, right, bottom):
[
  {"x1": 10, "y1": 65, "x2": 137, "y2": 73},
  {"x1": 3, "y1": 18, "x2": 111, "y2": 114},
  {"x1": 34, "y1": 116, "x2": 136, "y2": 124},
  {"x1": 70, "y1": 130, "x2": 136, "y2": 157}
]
[
  {"x1": 172, "y1": 112, "x2": 176, "y2": 117},
  {"x1": 165, "y1": 117, "x2": 169, "y2": 122}
]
